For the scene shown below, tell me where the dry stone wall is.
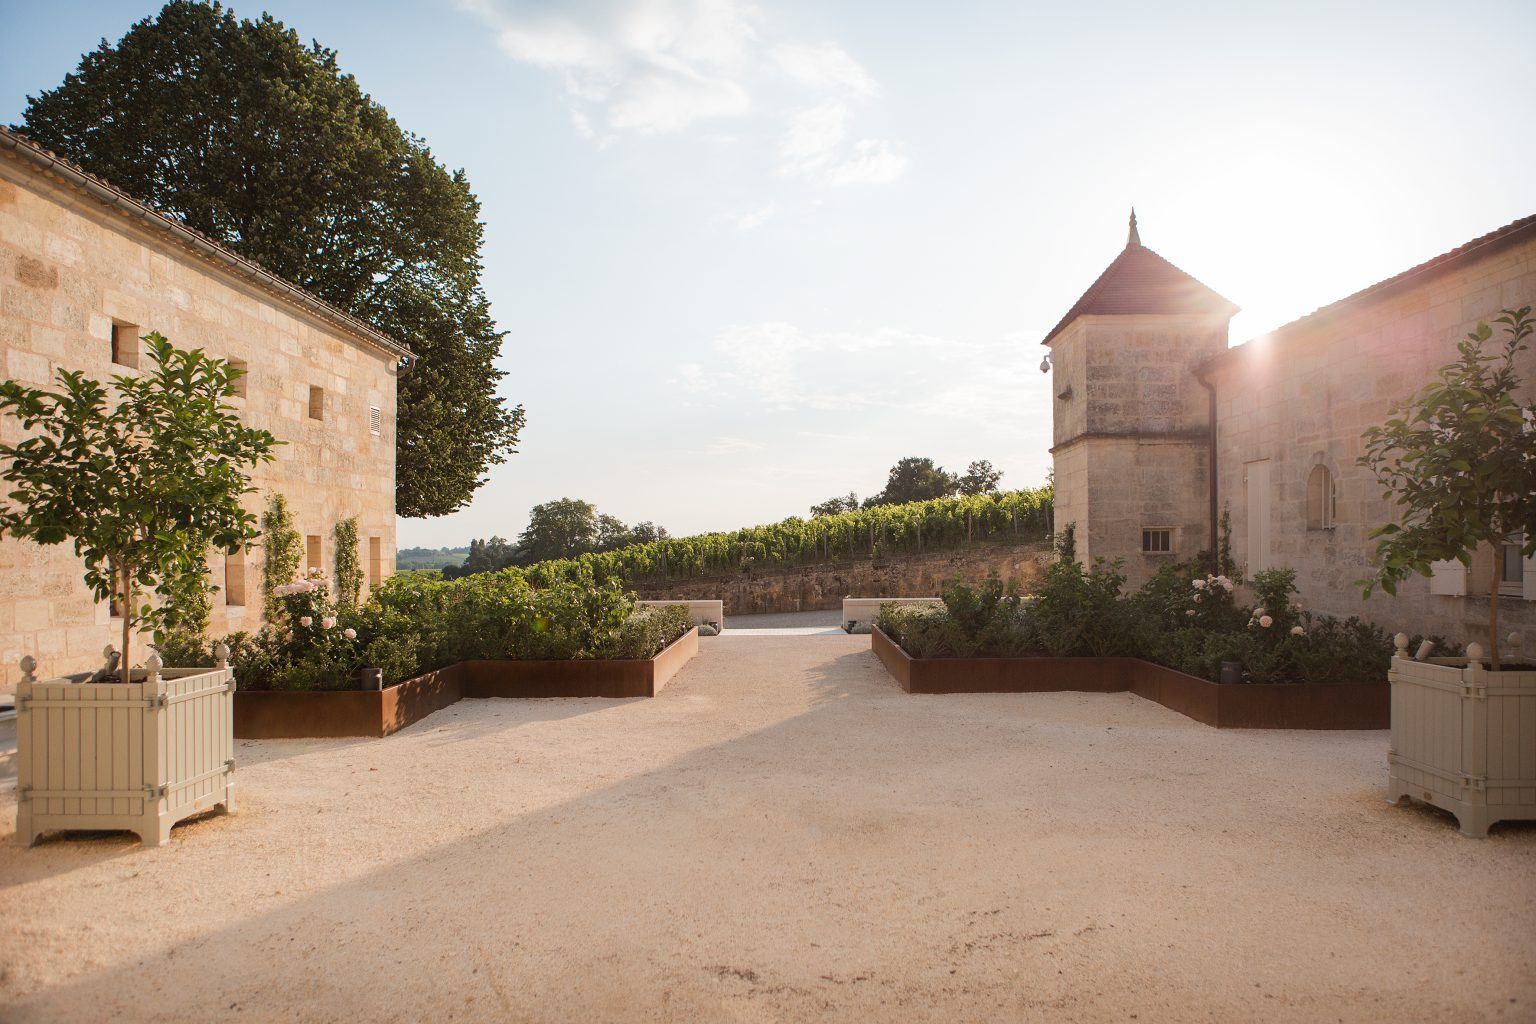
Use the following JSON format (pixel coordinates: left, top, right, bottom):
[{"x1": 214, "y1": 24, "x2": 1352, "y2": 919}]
[{"x1": 630, "y1": 542, "x2": 1052, "y2": 616}]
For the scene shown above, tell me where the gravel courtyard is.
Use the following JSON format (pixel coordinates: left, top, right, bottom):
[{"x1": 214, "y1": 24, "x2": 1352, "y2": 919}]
[{"x1": 2, "y1": 626, "x2": 1532, "y2": 1023}]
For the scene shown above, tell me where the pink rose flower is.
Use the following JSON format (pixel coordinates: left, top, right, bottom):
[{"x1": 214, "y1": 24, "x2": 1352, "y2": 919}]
[
  {"x1": 1259, "y1": 615, "x2": 1273, "y2": 628},
  {"x1": 298, "y1": 616, "x2": 313, "y2": 627},
  {"x1": 343, "y1": 628, "x2": 357, "y2": 640},
  {"x1": 321, "y1": 616, "x2": 337, "y2": 630}
]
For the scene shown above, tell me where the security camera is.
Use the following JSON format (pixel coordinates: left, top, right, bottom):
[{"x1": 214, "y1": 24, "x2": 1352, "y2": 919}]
[{"x1": 1039, "y1": 353, "x2": 1052, "y2": 374}]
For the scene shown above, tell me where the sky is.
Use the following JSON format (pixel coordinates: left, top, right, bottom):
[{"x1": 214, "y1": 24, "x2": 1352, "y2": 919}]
[{"x1": 4, "y1": 0, "x2": 1535, "y2": 549}]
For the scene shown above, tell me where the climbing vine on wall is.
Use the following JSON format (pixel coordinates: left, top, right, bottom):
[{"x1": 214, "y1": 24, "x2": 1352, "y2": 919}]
[
  {"x1": 333, "y1": 516, "x2": 363, "y2": 612},
  {"x1": 261, "y1": 493, "x2": 303, "y2": 620}
]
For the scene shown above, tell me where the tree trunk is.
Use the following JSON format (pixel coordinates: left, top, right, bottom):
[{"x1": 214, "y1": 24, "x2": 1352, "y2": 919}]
[
  {"x1": 120, "y1": 561, "x2": 134, "y2": 682},
  {"x1": 1489, "y1": 543, "x2": 1501, "y2": 671}
]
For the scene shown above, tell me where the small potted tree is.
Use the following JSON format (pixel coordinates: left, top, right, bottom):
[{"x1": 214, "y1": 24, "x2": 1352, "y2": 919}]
[
  {"x1": 1, "y1": 332, "x2": 279, "y2": 846},
  {"x1": 1360, "y1": 306, "x2": 1536, "y2": 836}
]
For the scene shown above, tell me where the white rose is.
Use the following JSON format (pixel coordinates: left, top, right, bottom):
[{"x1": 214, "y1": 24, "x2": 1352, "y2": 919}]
[
  {"x1": 1192, "y1": 579, "x2": 1207, "y2": 590},
  {"x1": 343, "y1": 628, "x2": 357, "y2": 640},
  {"x1": 1186, "y1": 609, "x2": 1196, "y2": 617},
  {"x1": 299, "y1": 616, "x2": 313, "y2": 627},
  {"x1": 1254, "y1": 607, "x2": 1266, "y2": 617},
  {"x1": 1290, "y1": 625, "x2": 1305, "y2": 637},
  {"x1": 1259, "y1": 615, "x2": 1273, "y2": 628}
]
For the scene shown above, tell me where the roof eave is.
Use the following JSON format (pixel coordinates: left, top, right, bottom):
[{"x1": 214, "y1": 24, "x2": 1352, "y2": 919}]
[{"x1": 0, "y1": 128, "x2": 415, "y2": 364}]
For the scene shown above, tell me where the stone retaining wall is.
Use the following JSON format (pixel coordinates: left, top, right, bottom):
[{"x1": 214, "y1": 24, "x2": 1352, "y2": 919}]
[{"x1": 629, "y1": 542, "x2": 1051, "y2": 615}]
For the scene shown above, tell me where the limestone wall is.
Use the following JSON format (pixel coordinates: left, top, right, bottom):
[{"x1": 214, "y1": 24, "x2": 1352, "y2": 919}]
[
  {"x1": 629, "y1": 542, "x2": 1052, "y2": 616},
  {"x1": 1048, "y1": 314, "x2": 1227, "y2": 585},
  {"x1": 0, "y1": 152, "x2": 400, "y2": 689},
  {"x1": 1207, "y1": 231, "x2": 1536, "y2": 647}
]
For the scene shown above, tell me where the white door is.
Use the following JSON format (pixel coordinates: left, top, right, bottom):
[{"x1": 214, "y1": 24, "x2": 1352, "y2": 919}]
[{"x1": 1245, "y1": 459, "x2": 1272, "y2": 574}]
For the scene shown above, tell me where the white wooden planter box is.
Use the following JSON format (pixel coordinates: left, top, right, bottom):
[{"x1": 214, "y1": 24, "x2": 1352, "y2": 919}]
[
  {"x1": 637, "y1": 599, "x2": 724, "y2": 630},
  {"x1": 15, "y1": 653, "x2": 236, "y2": 848},
  {"x1": 1387, "y1": 653, "x2": 1536, "y2": 837},
  {"x1": 842, "y1": 597, "x2": 941, "y2": 633}
]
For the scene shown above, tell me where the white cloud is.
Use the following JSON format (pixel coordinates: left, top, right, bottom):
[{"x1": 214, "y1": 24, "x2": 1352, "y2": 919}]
[
  {"x1": 462, "y1": 0, "x2": 905, "y2": 186},
  {"x1": 683, "y1": 322, "x2": 1043, "y2": 435},
  {"x1": 777, "y1": 103, "x2": 905, "y2": 186},
  {"x1": 725, "y1": 202, "x2": 776, "y2": 230},
  {"x1": 770, "y1": 42, "x2": 878, "y2": 97}
]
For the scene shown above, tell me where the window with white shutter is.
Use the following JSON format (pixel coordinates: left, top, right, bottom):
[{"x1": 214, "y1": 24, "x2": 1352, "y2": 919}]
[
  {"x1": 1428, "y1": 559, "x2": 1467, "y2": 596},
  {"x1": 369, "y1": 405, "x2": 382, "y2": 436}
]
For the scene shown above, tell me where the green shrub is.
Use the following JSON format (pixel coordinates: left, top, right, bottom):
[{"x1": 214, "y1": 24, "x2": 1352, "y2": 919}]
[
  {"x1": 882, "y1": 553, "x2": 1397, "y2": 684},
  {"x1": 230, "y1": 563, "x2": 692, "y2": 690},
  {"x1": 600, "y1": 604, "x2": 692, "y2": 660}
]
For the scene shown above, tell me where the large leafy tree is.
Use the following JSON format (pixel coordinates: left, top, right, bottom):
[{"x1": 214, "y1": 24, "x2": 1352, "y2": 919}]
[
  {"x1": 1359, "y1": 307, "x2": 1536, "y2": 670},
  {"x1": 958, "y1": 459, "x2": 1003, "y2": 495},
  {"x1": 865, "y1": 457, "x2": 960, "y2": 506},
  {"x1": 15, "y1": 0, "x2": 523, "y2": 517},
  {"x1": 0, "y1": 334, "x2": 279, "y2": 674},
  {"x1": 515, "y1": 499, "x2": 602, "y2": 564}
]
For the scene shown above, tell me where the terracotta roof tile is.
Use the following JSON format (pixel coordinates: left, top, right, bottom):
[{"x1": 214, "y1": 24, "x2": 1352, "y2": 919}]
[{"x1": 1040, "y1": 242, "x2": 1239, "y2": 346}]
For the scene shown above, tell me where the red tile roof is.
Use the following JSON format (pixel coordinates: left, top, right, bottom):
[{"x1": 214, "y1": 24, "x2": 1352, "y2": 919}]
[
  {"x1": 1040, "y1": 242, "x2": 1239, "y2": 346},
  {"x1": 1201, "y1": 212, "x2": 1536, "y2": 371}
]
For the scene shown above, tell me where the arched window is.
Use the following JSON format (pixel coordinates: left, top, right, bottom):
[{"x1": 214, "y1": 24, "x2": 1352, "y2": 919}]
[{"x1": 1306, "y1": 465, "x2": 1335, "y2": 530}]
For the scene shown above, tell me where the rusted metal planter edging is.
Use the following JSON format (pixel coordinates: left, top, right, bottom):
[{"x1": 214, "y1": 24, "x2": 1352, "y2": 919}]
[
  {"x1": 871, "y1": 627, "x2": 1388, "y2": 729},
  {"x1": 234, "y1": 628, "x2": 699, "y2": 740}
]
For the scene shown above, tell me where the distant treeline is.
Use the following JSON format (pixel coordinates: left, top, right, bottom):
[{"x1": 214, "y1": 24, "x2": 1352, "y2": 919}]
[{"x1": 397, "y1": 546, "x2": 470, "y2": 571}]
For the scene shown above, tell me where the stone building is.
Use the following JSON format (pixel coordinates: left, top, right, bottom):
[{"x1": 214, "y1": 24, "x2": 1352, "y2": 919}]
[
  {"x1": 1046, "y1": 211, "x2": 1536, "y2": 646},
  {"x1": 0, "y1": 127, "x2": 412, "y2": 688}
]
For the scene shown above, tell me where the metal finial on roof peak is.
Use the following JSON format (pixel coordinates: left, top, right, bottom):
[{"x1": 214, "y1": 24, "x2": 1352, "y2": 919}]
[{"x1": 1127, "y1": 208, "x2": 1141, "y2": 248}]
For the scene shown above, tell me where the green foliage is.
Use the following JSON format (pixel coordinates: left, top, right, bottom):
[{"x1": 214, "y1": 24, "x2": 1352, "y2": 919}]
[
  {"x1": 152, "y1": 563, "x2": 216, "y2": 667},
  {"x1": 519, "y1": 488, "x2": 1054, "y2": 587},
  {"x1": 810, "y1": 492, "x2": 860, "y2": 517},
  {"x1": 333, "y1": 517, "x2": 362, "y2": 612},
  {"x1": 515, "y1": 498, "x2": 601, "y2": 563},
  {"x1": 958, "y1": 460, "x2": 1003, "y2": 495},
  {"x1": 880, "y1": 554, "x2": 1396, "y2": 684},
  {"x1": 1030, "y1": 558, "x2": 1136, "y2": 657},
  {"x1": 877, "y1": 574, "x2": 1035, "y2": 658},
  {"x1": 0, "y1": 332, "x2": 278, "y2": 673},
  {"x1": 1359, "y1": 306, "x2": 1536, "y2": 668},
  {"x1": 17, "y1": 0, "x2": 523, "y2": 517},
  {"x1": 232, "y1": 566, "x2": 693, "y2": 690},
  {"x1": 260, "y1": 493, "x2": 303, "y2": 622},
  {"x1": 396, "y1": 545, "x2": 469, "y2": 571},
  {"x1": 865, "y1": 456, "x2": 960, "y2": 506}
]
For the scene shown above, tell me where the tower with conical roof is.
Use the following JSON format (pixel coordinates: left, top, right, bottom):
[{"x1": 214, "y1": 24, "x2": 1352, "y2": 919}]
[{"x1": 1043, "y1": 212, "x2": 1238, "y2": 580}]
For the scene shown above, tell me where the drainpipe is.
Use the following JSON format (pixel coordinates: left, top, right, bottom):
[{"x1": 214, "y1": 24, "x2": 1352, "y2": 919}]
[{"x1": 1194, "y1": 366, "x2": 1219, "y2": 559}]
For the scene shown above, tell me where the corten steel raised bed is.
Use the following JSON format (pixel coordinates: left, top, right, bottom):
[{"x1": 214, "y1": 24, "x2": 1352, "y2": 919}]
[
  {"x1": 235, "y1": 628, "x2": 699, "y2": 739},
  {"x1": 872, "y1": 626, "x2": 1388, "y2": 729}
]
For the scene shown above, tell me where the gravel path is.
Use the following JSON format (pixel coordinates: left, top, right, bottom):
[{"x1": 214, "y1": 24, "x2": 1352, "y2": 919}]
[{"x1": 1, "y1": 635, "x2": 1532, "y2": 1023}]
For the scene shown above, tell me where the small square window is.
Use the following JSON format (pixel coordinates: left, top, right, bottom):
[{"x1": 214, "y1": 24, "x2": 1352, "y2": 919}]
[
  {"x1": 111, "y1": 322, "x2": 140, "y2": 368},
  {"x1": 369, "y1": 405, "x2": 382, "y2": 436},
  {"x1": 308, "y1": 385, "x2": 325, "y2": 420},
  {"x1": 1142, "y1": 528, "x2": 1173, "y2": 554},
  {"x1": 228, "y1": 358, "x2": 248, "y2": 398}
]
